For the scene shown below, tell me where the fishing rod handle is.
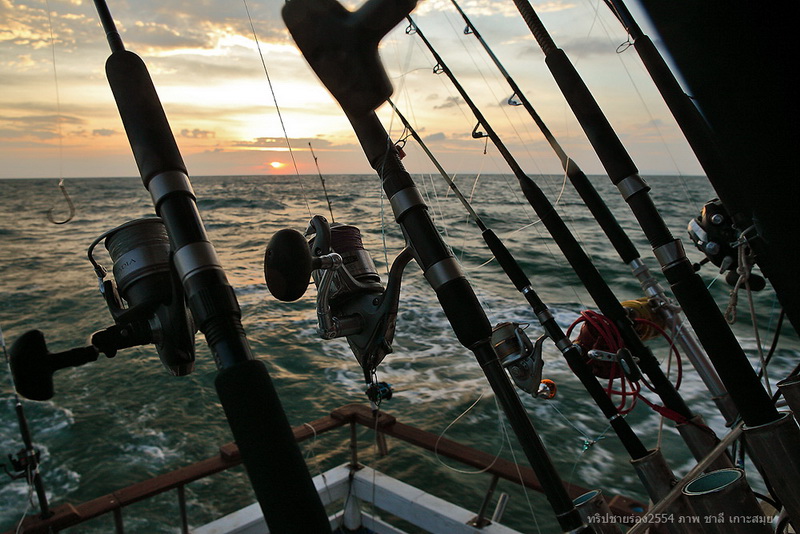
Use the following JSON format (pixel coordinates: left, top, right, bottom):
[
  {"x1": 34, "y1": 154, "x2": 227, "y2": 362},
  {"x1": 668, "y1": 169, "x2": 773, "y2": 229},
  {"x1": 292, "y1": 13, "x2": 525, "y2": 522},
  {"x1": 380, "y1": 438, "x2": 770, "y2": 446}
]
[
  {"x1": 665, "y1": 261, "x2": 778, "y2": 426},
  {"x1": 105, "y1": 51, "x2": 186, "y2": 185},
  {"x1": 106, "y1": 49, "x2": 246, "y2": 369},
  {"x1": 216, "y1": 360, "x2": 332, "y2": 533}
]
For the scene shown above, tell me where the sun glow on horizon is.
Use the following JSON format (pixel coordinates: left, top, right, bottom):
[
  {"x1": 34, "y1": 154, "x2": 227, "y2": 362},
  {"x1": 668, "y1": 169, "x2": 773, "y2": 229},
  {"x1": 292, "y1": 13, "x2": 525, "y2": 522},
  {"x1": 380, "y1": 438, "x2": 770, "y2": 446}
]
[{"x1": 269, "y1": 161, "x2": 285, "y2": 169}]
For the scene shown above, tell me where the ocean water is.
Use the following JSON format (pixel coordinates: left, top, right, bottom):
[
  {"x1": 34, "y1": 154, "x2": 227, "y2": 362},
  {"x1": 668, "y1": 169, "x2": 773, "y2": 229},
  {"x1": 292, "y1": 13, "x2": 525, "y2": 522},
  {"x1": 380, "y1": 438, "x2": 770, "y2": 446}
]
[{"x1": 0, "y1": 174, "x2": 796, "y2": 533}]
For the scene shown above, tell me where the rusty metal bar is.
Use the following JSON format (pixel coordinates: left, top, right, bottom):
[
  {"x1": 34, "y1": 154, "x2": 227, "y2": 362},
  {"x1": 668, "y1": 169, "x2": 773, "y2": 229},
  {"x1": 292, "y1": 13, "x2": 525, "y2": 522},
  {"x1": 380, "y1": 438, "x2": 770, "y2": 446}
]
[
  {"x1": 177, "y1": 485, "x2": 188, "y2": 534},
  {"x1": 112, "y1": 508, "x2": 124, "y2": 534},
  {"x1": 8, "y1": 405, "x2": 646, "y2": 533}
]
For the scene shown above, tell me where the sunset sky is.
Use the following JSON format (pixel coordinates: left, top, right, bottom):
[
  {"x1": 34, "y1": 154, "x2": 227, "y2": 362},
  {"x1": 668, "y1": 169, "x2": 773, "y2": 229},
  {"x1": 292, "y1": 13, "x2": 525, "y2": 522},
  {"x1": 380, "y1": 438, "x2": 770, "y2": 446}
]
[{"x1": 0, "y1": 0, "x2": 704, "y2": 179}]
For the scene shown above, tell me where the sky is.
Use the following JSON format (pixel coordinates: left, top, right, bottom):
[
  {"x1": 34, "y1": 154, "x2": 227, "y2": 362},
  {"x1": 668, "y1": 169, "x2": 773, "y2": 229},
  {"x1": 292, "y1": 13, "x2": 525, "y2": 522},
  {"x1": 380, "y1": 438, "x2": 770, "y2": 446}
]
[{"x1": 0, "y1": 0, "x2": 704, "y2": 179}]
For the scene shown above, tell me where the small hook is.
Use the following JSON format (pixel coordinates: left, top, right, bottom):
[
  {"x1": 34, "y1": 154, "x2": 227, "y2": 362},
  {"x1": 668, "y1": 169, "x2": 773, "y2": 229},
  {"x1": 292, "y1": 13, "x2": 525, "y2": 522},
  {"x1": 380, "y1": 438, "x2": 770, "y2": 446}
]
[
  {"x1": 405, "y1": 22, "x2": 417, "y2": 35},
  {"x1": 432, "y1": 63, "x2": 444, "y2": 75},
  {"x1": 463, "y1": 25, "x2": 472, "y2": 35},
  {"x1": 47, "y1": 179, "x2": 75, "y2": 225}
]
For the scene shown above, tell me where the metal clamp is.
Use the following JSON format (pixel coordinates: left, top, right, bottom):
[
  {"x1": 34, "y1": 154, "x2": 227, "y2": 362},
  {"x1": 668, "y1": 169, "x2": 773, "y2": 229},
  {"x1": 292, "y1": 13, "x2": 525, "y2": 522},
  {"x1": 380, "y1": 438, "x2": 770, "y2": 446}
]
[
  {"x1": 423, "y1": 257, "x2": 464, "y2": 290},
  {"x1": 616, "y1": 174, "x2": 650, "y2": 200},
  {"x1": 148, "y1": 170, "x2": 196, "y2": 208},
  {"x1": 173, "y1": 241, "x2": 222, "y2": 283},
  {"x1": 653, "y1": 240, "x2": 686, "y2": 270},
  {"x1": 389, "y1": 187, "x2": 426, "y2": 222}
]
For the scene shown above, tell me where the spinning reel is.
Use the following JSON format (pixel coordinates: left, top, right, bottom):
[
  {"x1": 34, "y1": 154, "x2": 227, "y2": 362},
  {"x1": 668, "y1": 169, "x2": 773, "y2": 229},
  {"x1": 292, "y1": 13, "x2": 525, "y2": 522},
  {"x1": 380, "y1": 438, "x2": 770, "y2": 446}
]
[
  {"x1": 688, "y1": 198, "x2": 765, "y2": 291},
  {"x1": 491, "y1": 322, "x2": 556, "y2": 399},
  {"x1": 265, "y1": 215, "x2": 412, "y2": 407},
  {"x1": 87, "y1": 217, "x2": 196, "y2": 374},
  {"x1": 8, "y1": 217, "x2": 196, "y2": 401}
]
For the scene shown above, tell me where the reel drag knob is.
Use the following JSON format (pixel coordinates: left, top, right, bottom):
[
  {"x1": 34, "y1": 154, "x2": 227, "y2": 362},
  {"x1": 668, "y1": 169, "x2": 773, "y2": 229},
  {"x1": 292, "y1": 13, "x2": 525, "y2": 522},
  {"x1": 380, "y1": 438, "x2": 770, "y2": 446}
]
[{"x1": 265, "y1": 228, "x2": 313, "y2": 302}]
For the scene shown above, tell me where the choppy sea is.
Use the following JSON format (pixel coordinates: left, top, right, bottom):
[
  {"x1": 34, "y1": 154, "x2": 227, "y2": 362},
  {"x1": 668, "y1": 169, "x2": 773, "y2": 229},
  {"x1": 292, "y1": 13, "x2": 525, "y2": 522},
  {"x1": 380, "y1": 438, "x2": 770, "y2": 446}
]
[{"x1": 0, "y1": 174, "x2": 796, "y2": 533}]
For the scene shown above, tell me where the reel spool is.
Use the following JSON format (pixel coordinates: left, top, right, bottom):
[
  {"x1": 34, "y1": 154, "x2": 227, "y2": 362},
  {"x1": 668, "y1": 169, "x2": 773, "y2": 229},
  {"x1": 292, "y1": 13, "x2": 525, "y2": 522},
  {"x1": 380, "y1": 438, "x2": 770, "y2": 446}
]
[
  {"x1": 491, "y1": 322, "x2": 556, "y2": 399},
  {"x1": 265, "y1": 215, "x2": 412, "y2": 403},
  {"x1": 88, "y1": 217, "x2": 196, "y2": 376}
]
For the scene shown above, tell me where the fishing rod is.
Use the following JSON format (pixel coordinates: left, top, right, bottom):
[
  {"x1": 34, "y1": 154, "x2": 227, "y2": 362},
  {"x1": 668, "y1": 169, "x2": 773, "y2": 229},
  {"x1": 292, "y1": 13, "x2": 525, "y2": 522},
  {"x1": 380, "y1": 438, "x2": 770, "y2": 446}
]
[
  {"x1": 599, "y1": 0, "x2": 731, "y2": 202},
  {"x1": 599, "y1": 0, "x2": 774, "y2": 304},
  {"x1": 447, "y1": 0, "x2": 736, "y2": 424},
  {"x1": 509, "y1": 0, "x2": 800, "y2": 524},
  {"x1": 354, "y1": 111, "x2": 592, "y2": 533},
  {"x1": 309, "y1": 142, "x2": 335, "y2": 223},
  {"x1": 82, "y1": 1, "x2": 333, "y2": 532},
  {"x1": 638, "y1": 1, "x2": 799, "y2": 339},
  {"x1": 403, "y1": 15, "x2": 731, "y2": 468},
  {"x1": 283, "y1": 1, "x2": 592, "y2": 531},
  {"x1": 387, "y1": 99, "x2": 712, "y2": 526},
  {"x1": 1, "y1": 326, "x2": 52, "y2": 522}
]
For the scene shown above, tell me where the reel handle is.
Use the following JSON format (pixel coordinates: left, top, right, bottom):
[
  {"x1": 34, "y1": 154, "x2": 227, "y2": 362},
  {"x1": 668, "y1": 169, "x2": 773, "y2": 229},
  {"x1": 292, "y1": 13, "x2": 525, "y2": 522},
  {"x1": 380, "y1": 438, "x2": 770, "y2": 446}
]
[
  {"x1": 9, "y1": 330, "x2": 99, "y2": 401},
  {"x1": 264, "y1": 228, "x2": 314, "y2": 302}
]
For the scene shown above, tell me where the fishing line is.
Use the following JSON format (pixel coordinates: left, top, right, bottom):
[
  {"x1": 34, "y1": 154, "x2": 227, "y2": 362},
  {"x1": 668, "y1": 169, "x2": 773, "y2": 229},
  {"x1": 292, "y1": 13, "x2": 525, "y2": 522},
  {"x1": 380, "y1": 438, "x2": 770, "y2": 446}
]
[
  {"x1": 759, "y1": 309, "x2": 785, "y2": 383},
  {"x1": 2, "y1": 326, "x2": 38, "y2": 534},
  {"x1": 434, "y1": 391, "x2": 505, "y2": 475},
  {"x1": 587, "y1": 0, "x2": 699, "y2": 207},
  {"x1": 43, "y1": 0, "x2": 74, "y2": 226},
  {"x1": 301, "y1": 422, "x2": 335, "y2": 508},
  {"x1": 441, "y1": 10, "x2": 549, "y2": 180},
  {"x1": 242, "y1": 0, "x2": 312, "y2": 217},
  {"x1": 307, "y1": 142, "x2": 335, "y2": 223},
  {"x1": 731, "y1": 250, "x2": 773, "y2": 395},
  {"x1": 494, "y1": 395, "x2": 543, "y2": 534}
]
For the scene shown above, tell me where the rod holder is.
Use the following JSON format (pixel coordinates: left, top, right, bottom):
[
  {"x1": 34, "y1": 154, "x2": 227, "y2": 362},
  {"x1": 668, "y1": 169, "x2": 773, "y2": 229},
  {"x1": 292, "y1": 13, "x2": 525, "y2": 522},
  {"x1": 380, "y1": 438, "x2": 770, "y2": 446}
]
[
  {"x1": 675, "y1": 416, "x2": 734, "y2": 473},
  {"x1": 630, "y1": 449, "x2": 696, "y2": 534},
  {"x1": 573, "y1": 489, "x2": 622, "y2": 533},
  {"x1": 682, "y1": 469, "x2": 772, "y2": 533},
  {"x1": 742, "y1": 411, "x2": 800, "y2": 526},
  {"x1": 777, "y1": 375, "x2": 800, "y2": 423}
]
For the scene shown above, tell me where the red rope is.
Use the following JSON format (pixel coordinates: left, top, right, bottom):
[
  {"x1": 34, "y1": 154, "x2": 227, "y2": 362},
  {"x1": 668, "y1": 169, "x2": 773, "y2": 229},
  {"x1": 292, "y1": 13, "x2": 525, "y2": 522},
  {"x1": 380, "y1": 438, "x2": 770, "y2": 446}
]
[{"x1": 569, "y1": 310, "x2": 684, "y2": 419}]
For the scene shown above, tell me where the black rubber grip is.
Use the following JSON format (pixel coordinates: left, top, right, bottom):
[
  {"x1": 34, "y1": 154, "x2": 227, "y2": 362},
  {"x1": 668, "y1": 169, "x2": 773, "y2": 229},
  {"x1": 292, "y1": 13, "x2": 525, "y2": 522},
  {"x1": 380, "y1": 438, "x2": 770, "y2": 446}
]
[
  {"x1": 435, "y1": 278, "x2": 492, "y2": 348},
  {"x1": 665, "y1": 263, "x2": 779, "y2": 427},
  {"x1": 105, "y1": 50, "x2": 186, "y2": 185},
  {"x1": 215, "y1": 359, "x2": 331, "y2": 533}
]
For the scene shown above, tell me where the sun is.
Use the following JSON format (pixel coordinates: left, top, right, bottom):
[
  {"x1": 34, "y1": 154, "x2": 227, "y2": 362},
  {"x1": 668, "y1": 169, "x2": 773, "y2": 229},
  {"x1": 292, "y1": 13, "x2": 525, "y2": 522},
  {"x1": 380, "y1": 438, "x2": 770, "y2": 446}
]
[{"x1": 269, "y1": 161, "x2": 285, "y2": 169}]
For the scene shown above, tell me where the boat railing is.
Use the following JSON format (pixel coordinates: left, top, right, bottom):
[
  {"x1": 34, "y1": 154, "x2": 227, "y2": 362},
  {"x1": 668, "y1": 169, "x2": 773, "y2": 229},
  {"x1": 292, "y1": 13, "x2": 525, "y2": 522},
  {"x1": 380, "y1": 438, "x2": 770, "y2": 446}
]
[{"x1": 6, "y1": 403, "x2": 646, "y2": 533}]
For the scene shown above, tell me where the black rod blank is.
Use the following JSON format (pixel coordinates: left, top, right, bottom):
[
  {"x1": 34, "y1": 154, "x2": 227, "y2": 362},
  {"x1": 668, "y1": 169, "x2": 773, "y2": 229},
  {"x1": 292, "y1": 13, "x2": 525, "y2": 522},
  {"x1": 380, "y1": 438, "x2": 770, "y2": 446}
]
[
  {"x1": 405, "y1": 15, "x2": 695, "y2": 424},
  {"x1": 509, "y1": 0, "x2": 779, "y2": 427},
  {"x1": 389, "y1": 100, "x2": 650, "y2": 460},
  {"x1": 347, "y1": 110, "x2": 589, "y2": 532}
]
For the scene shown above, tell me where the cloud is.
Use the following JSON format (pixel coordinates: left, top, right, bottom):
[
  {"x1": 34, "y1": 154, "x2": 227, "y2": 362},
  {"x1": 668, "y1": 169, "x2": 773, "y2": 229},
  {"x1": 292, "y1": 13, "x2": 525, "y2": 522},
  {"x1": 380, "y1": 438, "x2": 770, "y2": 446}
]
[
  {"x1": 180, "y1": 128, "x2": 215, "y2": 139},
  {"x1": 0, "y1": 113, "x2": 85, "y2": 139},
  {"x1": 434, "y1": 96, "x2": 465, "y2": 109},
  {"x1": 92, "y1": 128, "x2": 117, "y2": 137},
  {"x1": 424, "y1": 132, "x2": 446, "y2": 142},
  {"x1": 232, "y1": 136, "x2": 334, "y2": 149},
  {"x1": 558, "y1": 37, "x2": 621, "y2": 59}
]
